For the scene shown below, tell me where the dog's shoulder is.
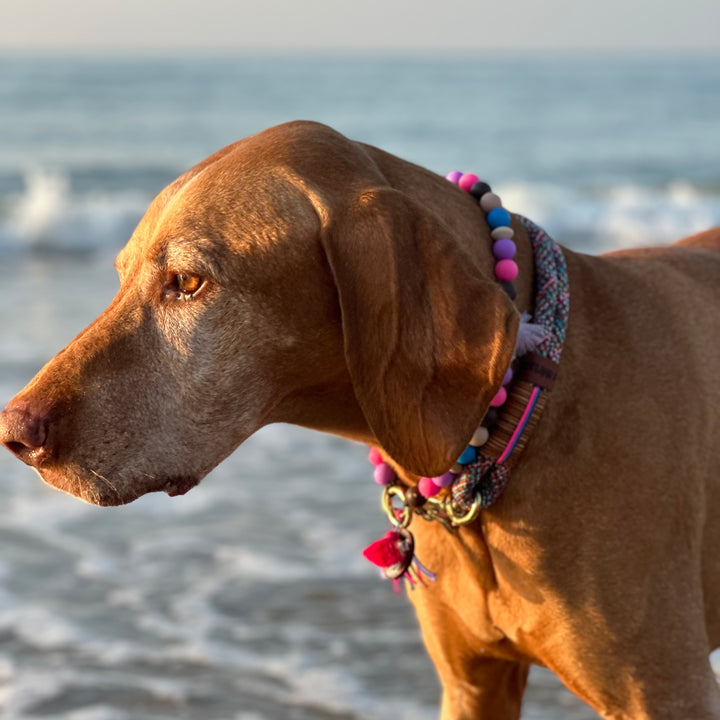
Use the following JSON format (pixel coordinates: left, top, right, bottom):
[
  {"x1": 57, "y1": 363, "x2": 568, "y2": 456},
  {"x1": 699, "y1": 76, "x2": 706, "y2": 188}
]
[{"x1": 672, "y1": 226, "x2": 720, "y2": 253}]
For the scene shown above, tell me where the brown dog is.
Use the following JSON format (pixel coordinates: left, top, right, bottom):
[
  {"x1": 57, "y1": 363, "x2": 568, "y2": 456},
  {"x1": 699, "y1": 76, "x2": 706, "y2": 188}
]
[{"x1": 1, "y1": 121, "x2": 719, "y2": 719}]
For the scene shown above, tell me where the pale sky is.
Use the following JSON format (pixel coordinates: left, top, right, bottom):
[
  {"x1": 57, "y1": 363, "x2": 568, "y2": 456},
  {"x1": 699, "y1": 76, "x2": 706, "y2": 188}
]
[{"x1": 2, "y1": 0, "x2": 719, "y2": 54}]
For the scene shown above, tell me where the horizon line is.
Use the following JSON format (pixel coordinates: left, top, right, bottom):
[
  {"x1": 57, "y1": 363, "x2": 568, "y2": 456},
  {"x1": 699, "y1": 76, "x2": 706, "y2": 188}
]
[{"x1": 2, "y1": 47, "x2": 720, "y2": 60}]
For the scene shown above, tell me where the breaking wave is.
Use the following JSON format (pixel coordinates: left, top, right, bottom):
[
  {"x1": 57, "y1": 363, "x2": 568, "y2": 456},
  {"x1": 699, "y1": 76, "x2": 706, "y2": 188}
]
[
  {"x1": 496, "y1": 180, "x2": 720, "y2": 253},
  {"x1": 1, "y1": 169, "x2": 718, "y2": 257},
  {"x1": 0, "y1": 169, "x2": 151, "y2": 255}
]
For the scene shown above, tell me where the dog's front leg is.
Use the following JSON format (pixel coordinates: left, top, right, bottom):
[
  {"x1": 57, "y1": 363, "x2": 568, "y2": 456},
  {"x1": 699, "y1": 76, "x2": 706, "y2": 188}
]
[
  {"x1": 438, "y1": 658, "x2": 529, "y2": 720},
  {"x1": 413, "y1": 596, "x2": 529, "y2": 719},
  {"x1": 409, "y1": 521, "x2": 529, "y2": 719}
]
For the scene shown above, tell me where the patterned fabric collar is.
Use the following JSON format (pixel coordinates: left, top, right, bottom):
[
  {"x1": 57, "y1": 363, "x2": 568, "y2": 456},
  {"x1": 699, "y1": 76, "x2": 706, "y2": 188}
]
[{"x1": 447, "y1": 217, "x2": 570, "y2": 519}]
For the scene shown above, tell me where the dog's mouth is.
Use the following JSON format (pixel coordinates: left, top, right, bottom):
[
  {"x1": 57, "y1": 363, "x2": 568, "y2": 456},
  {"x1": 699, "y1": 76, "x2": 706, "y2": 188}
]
[
  {"x1": 163, "y1": 475, "x2": 200, "y2": 497},
  {"x1": 33, "y1": 465, "x2": 200, "y2": 506}
]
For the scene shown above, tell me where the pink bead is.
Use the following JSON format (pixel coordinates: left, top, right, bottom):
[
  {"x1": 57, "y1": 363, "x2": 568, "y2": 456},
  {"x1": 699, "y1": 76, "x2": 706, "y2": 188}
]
[
  {"x1": 458, "y1": 173, "x2": 480, "y2": 193},
  {"x1": 494, "y1": 259, "x2": 519, "y2": 282},
  {"x1": 431, "y1": 471, "x2": 455, "y2": 488},
  {"x1": 368, "y1": 447, "x2": 383, "y2": 466},
  {"x1": 503, "y1": 367, "x2": 514, "y2": 385},
  {"x1": 480, "y1": 192, "x2": 502, "y2": 212},
  {"x1": 490, "y1": 386, "x2": 507, "y2": 408},
  {"x1": 373, "y1": 462, "x2": 396, "y2": 485},
  {"x1": 418, "y1": 476, "x2": 442, "y2": 498},
  {"x1": 492, "y1": 237, "x2": 517, "y2": 260},
  {"x1": 446, "y1": 170, "x2": 463, "y2": 184}
]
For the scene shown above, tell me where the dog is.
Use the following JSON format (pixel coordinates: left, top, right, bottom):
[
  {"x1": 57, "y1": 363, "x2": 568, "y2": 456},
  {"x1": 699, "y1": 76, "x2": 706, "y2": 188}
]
[{"x1": 1, "y1": 120, "x2": 719, "y2": 719}]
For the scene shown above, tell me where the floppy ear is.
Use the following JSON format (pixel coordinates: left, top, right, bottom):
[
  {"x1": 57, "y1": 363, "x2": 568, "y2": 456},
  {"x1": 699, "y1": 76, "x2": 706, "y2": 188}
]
[{"x1": 320, "y1": 187, "x2": 518, "y2": 477}]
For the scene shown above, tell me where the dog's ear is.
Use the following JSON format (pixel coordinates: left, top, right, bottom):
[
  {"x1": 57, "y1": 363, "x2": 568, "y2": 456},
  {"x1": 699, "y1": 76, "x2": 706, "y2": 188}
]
[{"x1": 320, "y1": 188, "x2": 518, "y2": 477}]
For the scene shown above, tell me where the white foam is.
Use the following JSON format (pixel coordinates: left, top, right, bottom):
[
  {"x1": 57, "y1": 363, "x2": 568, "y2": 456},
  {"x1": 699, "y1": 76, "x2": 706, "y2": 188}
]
[
  {"x1": 10, "y1": 169, "x2": 71, "y2": 243},
  {"x1": 1, "y1": 169, "x2": 148, "y2": 253},
  {"x1": 496, "y1": 180, "x2": 720, "y2": 253},
  {"x1": 64, "y1": 707, "x2": 133, "y2": 720},
  {"x1": 1, "y1": 605, "x2": 81, "y2": 651},
  {"x1": 212, "y1": 545, "x2": 312, "y2": 581},
  {"x1": 1, "y1": 171, "x2": 717, "y2": 259},
  {"x1": 710, "y1": 648, "x2": 720, "y2": 678},
  {"x1": 271, "y1": 657, "x2": 437, "y2": 720}
]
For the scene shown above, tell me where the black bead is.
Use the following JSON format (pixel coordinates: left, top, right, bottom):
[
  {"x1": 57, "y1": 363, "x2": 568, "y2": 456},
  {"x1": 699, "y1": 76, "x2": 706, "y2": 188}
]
[
  {"x1": 484, "y1": 408, "x2": 500, "y2": 427},
  {"x1": 501, "y1": 281, "x2": 517, "y2": 300},
  {"x1": 470, "y1": 181, "x2": 492, "y2": 199}
]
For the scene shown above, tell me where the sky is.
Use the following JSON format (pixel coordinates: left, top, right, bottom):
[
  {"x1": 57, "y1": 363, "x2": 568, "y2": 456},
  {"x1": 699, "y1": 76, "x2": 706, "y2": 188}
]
[{"x1": 2, "y1": 0, "x2": 720, "y2": 55}]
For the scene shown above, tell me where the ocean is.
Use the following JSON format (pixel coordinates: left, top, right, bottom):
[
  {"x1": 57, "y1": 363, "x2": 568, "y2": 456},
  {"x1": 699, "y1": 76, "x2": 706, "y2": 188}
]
[{"x1": 0, "y1": 55, "x2": 718, "y2": 719}]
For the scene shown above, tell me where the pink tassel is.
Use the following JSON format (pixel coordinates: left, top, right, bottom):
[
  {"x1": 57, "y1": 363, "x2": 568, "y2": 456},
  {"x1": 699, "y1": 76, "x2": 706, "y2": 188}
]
[
  {"x1": 362, "y1": 530, "x2": 409, "y2": 570},
  {"x1": 363, "y1": 528, "x2": 436, "y2": 588}
]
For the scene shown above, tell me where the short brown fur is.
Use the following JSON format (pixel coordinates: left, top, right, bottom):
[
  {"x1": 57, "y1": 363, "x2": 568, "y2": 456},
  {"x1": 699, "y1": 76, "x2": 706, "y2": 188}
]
[{"x1": 1, "y1": 121, "x2": 719, "y2": 719}]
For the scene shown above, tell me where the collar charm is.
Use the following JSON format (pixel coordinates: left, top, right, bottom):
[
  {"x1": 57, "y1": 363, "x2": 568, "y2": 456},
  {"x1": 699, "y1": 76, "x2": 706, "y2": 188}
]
[{"x1": 362, "y1": 485, "x2": 436, "y2": 591}]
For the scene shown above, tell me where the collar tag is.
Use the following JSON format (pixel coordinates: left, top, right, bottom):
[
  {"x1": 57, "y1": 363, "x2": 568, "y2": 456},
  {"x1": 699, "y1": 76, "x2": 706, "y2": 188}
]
[{"x1": 520, "y1": 352, "x2": 559, "y2": 391}]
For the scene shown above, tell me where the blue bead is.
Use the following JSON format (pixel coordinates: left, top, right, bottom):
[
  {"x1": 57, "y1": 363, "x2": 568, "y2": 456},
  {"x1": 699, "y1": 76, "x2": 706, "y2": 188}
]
[
  {"x1": 487, "y1": 207, "x2": 511, "y2": 229},
  {"x1": 457, "y1": 446, "x2": 477, "y2": 465}
]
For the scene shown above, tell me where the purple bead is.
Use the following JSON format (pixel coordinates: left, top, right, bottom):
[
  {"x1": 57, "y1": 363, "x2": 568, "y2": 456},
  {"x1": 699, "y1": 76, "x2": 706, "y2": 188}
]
[
  {"x1": 431, "y1": 471, "x2": 456, "y2": 488},
  {"x1": 446, "y1": 170, "x2": 463, "y2": 184},
  {"x1": 493, "y1": 237, "x2": 517, "y2": 260},
  {"x1": 373, "y1": 462, "x2": 396, "y2": 486},
  {"x1": 503, "y1": 367, "x2": 514, "y2": 386}
]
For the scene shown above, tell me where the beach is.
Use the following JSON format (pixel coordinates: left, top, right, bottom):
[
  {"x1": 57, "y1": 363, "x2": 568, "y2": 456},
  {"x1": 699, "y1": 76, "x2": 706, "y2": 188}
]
[{"x1": 0, "y1": 55, "x2": 719, "y2": 719}]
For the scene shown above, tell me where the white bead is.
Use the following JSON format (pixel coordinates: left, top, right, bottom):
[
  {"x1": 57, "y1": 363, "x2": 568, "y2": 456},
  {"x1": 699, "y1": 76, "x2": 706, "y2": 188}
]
[
  {"x1": 491, "y1": 226, "x2": 514, "y2": 240},
  {"x1": 470, "y1": 426, "x2": 490, "y2": 447},
  {"x1": 480, "y1": 192, "x2": 502, "y2": 212}
]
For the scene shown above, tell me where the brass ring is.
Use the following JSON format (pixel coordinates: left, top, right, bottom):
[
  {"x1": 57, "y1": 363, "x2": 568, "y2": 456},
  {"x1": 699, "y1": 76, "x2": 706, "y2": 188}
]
[
  {"x1": 381, "y1": 485, "x2": 412, "y2": 529},
  {"x1": 443, "y1": 494, "x2": 482, "y2": 526}
]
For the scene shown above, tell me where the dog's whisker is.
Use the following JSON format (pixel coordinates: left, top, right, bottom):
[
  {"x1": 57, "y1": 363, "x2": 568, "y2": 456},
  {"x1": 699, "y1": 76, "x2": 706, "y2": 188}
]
[{"x1": 89, "y1": 468, "x2": 123, "y2": 502}]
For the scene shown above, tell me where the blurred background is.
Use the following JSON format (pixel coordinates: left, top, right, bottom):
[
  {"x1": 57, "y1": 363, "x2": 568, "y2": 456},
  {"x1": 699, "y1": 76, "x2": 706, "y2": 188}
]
[{"x1": 0, "y1": 2, "x2": 719, "y2": 719}]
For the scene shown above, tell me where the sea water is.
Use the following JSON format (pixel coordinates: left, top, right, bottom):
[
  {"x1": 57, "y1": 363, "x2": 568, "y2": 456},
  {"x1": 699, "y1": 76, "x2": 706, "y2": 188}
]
[{"x1": 0, "y1": 55, "x2": 719, "y2": 719}]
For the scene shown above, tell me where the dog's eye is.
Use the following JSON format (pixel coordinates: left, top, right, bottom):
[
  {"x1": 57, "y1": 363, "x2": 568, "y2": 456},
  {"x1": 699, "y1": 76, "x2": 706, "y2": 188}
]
[
  {"x1": 177, "y1": 273, "x2": 202, "y2": 294},
  {"x1": 167, "y1": 273, "x2": 204, "y2": 299}
]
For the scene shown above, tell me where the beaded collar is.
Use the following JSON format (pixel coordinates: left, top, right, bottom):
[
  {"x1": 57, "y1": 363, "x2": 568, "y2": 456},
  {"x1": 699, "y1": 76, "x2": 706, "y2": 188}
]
[{"x1": 363, "y1": 172, "x2": 570, "y2": 588}]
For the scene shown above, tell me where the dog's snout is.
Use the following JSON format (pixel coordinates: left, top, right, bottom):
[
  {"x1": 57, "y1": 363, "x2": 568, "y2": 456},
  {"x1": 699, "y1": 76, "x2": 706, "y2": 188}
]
[{"x1": 0, "y1": 401, "x2": 50, "y2": 467}]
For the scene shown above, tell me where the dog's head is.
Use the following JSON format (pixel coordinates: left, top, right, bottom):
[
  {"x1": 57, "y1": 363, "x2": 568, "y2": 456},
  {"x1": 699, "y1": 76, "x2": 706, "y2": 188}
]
[{"x1": 0, "y1": 121, "x2": 517, "y2": 505}]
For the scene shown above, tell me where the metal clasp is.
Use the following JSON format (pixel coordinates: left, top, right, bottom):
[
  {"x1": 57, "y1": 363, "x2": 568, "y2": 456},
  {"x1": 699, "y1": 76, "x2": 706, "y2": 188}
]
[
  {"x1": 417, "y1": 493, "x2": 482, "y2": 529},
  {"x1": 442, "y1": 494, "x2": 482, "y2": 526},
  {"x1": 381, "y1": 485, "x2": 413, "y2": 529},
  {"x1": 383, "y1": 483, "x2": 482, "y2": 531}
]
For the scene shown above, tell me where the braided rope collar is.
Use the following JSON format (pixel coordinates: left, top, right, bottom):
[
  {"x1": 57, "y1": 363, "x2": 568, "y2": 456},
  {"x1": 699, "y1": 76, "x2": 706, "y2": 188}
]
[{"x1": 450, "y1": 217, "x2": 570, "y2": 515}]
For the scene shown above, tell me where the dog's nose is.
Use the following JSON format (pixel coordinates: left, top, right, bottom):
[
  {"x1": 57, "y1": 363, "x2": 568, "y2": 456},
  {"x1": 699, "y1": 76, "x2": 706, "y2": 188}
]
[{"x1": 0, "y1": 400, "x2": 50, "y2": 467}]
